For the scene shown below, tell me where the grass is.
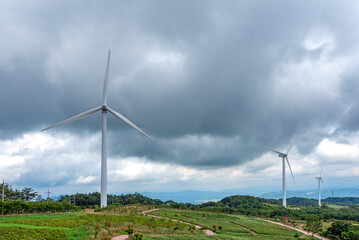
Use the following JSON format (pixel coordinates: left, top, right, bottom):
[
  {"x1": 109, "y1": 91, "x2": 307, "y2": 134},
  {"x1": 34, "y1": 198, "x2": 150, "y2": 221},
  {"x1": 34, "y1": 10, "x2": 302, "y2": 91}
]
[
  {"x1": 327, "y1": 204, "x2": 347, "y2": 209},
  {"x1": 0, "y1": 212, "x2": 83, "y2": 222},
  {"x1": 0, "y1": 205, "x2": 316, "y2": 239},
  {"x1": 0, "y1": 226, "x2": 67, "y2": 240},
  {"x1": 0, "y1": 213, "x2": 88, "y2": 240},
  {"x1": 0, "y1": 207, "x2": 203, "y2": 239},
  {"x1": 151, "y1": 209, "x2": 301, "y2": 239}
]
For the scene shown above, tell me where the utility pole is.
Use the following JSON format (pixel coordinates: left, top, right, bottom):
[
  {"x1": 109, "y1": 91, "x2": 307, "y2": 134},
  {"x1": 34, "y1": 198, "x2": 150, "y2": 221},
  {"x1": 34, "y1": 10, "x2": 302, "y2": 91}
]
[
  {"x1": 1, "y1": 179, "x2": 4, "y2": 215},
  {"x1": 46, "y1": 189, "x2": 51, "y2": 202},
  {"x1": 1, "y1": 179, "x2": 4, "y2": 202}
]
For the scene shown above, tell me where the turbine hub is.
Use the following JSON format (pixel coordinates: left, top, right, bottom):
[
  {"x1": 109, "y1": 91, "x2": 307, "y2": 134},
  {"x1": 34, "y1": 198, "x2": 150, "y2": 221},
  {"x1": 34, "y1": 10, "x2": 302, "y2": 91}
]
[{"x1": 101, "y1": 104, "x2": 108, "y2": 112}]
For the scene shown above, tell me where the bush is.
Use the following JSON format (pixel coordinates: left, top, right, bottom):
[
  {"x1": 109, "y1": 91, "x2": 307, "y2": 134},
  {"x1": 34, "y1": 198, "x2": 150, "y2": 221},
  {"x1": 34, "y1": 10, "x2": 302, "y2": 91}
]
[
  {"x1": 94, "y1": 205, "x2": 100, "y2": 212},
  {"x1": 125, "y1": 228, "x2": 134, "y2": 235},
  {"x1": 131, "y1": 233, "x2": 143, "y2": 240}
]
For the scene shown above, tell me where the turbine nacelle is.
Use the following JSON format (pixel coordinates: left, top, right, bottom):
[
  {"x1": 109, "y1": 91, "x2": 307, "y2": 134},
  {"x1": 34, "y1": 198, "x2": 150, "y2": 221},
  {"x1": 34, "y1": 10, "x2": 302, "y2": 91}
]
[{"x1": 101, "y1": 104, "x2": 108, "y2": 111}]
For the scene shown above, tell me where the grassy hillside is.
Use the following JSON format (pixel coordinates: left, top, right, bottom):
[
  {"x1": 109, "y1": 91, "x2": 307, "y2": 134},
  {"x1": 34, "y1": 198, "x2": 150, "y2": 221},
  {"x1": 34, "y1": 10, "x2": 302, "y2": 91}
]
[
  {"x1": 0, "y1": 205, "x2": 314, "y2": 239},
  {"x1": 151, "y1": 209, "x2": 302, "y2": 239}
]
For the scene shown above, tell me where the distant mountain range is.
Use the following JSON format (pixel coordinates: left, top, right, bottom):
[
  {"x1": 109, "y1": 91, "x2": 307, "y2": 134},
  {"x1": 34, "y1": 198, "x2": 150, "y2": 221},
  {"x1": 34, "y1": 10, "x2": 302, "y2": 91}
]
[
  {"x1": 140, "y1": 187, "x2": 359, "y2": 204},
  {"x1": 259, "y1": 188, "x2": 359, "y2": 199}
]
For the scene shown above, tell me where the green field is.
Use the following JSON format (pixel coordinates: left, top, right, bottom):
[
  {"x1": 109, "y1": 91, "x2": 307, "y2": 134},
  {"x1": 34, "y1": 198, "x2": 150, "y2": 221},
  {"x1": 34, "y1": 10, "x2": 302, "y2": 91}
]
[
  {"x1": 327, "y1": 204, "x2": 347, "y2": 209},
  {"x1": 0, "y1": 207, "x2": 312, "y2": 239},
  {"x1": 150, "y1": 209, "x2": 307, "y2": 239}
]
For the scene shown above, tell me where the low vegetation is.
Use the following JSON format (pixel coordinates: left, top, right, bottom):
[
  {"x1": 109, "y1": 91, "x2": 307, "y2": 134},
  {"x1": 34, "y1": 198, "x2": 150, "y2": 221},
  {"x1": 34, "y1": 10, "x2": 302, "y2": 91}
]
[
  {"x1": 1, "y1": 184, "x2": 359, "y2": 239},
  {"x1": 0, "y1": 208, "x2": 203, "y2": 239}
]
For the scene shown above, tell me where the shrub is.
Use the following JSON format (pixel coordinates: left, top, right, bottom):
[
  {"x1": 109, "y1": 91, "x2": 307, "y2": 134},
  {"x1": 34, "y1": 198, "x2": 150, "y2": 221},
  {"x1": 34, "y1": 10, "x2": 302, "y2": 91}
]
[
  {"x1": 125, "y1": 228, "x2": 134, "y2": 235},
  {"x1": 132, "y1": 233, "x2": 143, "y2": 240},
  {"x1": 94, "y1": 205, "x2": 100, "y2": 212}
]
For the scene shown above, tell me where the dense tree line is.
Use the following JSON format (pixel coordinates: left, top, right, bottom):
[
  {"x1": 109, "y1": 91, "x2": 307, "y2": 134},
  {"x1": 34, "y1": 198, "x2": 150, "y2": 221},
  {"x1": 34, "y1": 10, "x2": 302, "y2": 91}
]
[
  {"x1": 0, "y1": 200, "x2": 77, "y2": 215},
  {"x1": 58, "y1": 192, "x2": 163, "y2": 207},
  {"x1": 164, "y1": 195, "x2": 359, "y2": 222},
  {"x1": 286, "y1": 196, "x2": 359, "y2": 207},
  {"x1": 0, "y1": 183, "x2": 42, "y2": 202}
]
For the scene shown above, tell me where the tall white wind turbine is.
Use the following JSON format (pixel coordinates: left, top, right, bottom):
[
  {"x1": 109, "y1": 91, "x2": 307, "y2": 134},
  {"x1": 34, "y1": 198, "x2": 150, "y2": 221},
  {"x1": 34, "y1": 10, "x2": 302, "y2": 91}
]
[
  {"x1": 267, "y1": 137, "x2": 297, "y2": 208},
  {"x1": 42, "y1": 50, "x2": 153, "y2": 208},
  {"x1": 316, "y1": 165, "x2": 323, "y2": 206}
]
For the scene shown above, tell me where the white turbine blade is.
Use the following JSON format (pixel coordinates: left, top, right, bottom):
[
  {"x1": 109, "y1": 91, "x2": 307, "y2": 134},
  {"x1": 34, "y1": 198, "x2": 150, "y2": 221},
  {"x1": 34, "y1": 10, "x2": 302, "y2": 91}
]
[
  {"x1": 266, "y1": 147, "x2": 284, "y2": 155},
  {"x1": 320, "y1": 164, "x2": 323, "y2": 178},
  {"x1": 41, "y1": 106, "x2": 102, "y2": 131},
  {"x1": 286, "y1": 135, "x2": 299, "y2": 154},
  {"x1": 103, "y1": 49, "x2": 111, "y2": 105},
  {"x1": 285, "y1": 157, "x2": 296, "y2": 185},
  {"x1": 321, "y1": 178, "x2": 324, "y2": 185},
  {"x1": 107, "y1": 107, "x2": 154, "y2": 140}
]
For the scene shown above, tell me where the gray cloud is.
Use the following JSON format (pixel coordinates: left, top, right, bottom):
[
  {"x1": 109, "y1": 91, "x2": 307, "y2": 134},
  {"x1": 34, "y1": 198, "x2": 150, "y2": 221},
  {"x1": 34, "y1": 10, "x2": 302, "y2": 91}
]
[{"x1": 1, "y1": 0, "x2": 359, "y2": 183}]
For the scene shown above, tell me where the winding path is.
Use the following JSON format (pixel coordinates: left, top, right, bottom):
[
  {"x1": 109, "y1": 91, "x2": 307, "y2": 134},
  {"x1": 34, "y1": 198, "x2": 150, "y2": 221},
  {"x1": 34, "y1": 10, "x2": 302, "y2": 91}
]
[
  {"x1": 141, "y1": 209, "x2": 216, "y2": 236},
  {"x1": 111, "y1": 235, "x2": 129, "y2": 240},
  {"x1": 261, "y1": 219, "x2": 330, "y2": 240},
  {"x1": 111, "y1": 208, "x2": 216, "y2": 239}
]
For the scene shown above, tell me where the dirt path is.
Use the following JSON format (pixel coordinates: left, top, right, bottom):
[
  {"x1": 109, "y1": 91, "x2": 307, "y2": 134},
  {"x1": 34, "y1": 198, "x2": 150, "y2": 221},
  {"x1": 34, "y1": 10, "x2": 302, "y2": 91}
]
[
  {"x1": 261, "y1": 219, "x2": 330, "y2": 240},
  {"x1": 141, "y1": 209, "x2": 216, "y2": 235},
  {"x1": 111, "y1": 235, "x2": 129, "y2": 240}
]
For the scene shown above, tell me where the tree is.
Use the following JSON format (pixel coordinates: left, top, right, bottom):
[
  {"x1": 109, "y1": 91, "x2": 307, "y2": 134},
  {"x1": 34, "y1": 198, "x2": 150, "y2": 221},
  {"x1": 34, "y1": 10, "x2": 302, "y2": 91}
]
[
  {"x1": 21, "y1": 187, "x2": 37, "y2": 201},
  {"x1": 36, "y1": 195, "x2": 44, "y2": 202},
  {"x1": 305, "y1": 214, "x2": 322, "y2": 237},
  {"x1": 326, "y1": 221, "x2": 353, "y2": 240}
]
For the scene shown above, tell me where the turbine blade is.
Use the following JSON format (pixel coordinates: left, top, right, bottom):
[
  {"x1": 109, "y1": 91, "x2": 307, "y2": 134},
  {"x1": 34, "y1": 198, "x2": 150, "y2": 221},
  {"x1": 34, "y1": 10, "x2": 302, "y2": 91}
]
[
  {"x1": 107, "y1": 107, "x2": 154, "y2": 140},
  {"x1": 321, "y1": 178, "x2": 324, "y2": 185},
  {"x1": 41, "y1": 106, "x2": 101, "y2": 131},
  {"x1": 266, "y1": 147, "x2": 284, "y2": 155},
  {"x1": 103, "y1": 49, "x2": 111, "y2": 105},
  {"x1": 286, "y1": 157, "x2": 296, "y2": 185},
  {"x1": 286, "y1": 135, "x2": 299, "y2": 154},
  {"x1": 320, "y1": 164, "x2": 323, "y2": 178}
]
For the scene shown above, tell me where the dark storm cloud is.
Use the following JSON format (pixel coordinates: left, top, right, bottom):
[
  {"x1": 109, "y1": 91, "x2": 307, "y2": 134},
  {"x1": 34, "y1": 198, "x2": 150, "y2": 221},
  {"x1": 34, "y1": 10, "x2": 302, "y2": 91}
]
[{"x1": 1, "y1": 0, "x2": 359, "y2": 169}]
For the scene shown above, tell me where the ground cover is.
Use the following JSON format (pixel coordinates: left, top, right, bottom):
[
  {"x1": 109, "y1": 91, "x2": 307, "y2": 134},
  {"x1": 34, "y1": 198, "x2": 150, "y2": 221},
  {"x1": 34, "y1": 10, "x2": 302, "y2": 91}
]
[
  {"x1": 0, "y1": 226, "x2": 66, "y2": 240},
  {"x1": 151, "y1": 209, "x2": 304, "y2": 239},
  {"x1": 0, "y1": 213, "x2": 88, "y2": 239},
  {"x1": 327, "y1": 204, "x2": 346, "y2": 209},
  {"x1": 0, "y1": 206, "x2": 328, "y2": 239},
  {"x1": 0, "y1": 207, "x2": 203, "y2": 239}
]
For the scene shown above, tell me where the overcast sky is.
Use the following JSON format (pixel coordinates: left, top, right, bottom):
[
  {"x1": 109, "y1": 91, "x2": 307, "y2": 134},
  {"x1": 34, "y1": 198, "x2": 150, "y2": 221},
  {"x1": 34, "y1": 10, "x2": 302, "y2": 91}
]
[{"x1": 1, "y1": 0, "x2": 359, "y2": 197}]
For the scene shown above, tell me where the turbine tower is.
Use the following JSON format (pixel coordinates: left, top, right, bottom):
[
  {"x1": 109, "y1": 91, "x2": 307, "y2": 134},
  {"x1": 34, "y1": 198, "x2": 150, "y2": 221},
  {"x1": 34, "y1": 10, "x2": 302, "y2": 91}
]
[
  {"x1": 42, "y1": 50, "x2": 153, "y2": 208},
  {"x1": 316, "y1": 165, "x2": 323, "y2": 206},
  {"x1": 268, "y1": 137, "x2": 297, "y2": 208}
]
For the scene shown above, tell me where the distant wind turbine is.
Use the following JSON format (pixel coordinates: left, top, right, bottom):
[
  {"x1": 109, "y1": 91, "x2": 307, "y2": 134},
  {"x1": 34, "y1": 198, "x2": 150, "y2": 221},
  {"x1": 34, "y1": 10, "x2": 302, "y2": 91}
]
[
  {"x1": 42, "y1": 49, "x2": 153, "y2": 208},
  {"x1": 267, "y1": 136, "x2": 297, "y2": 208},
  {"x1": 316, "y1": 165, "x2": 323, "y2": 206}
]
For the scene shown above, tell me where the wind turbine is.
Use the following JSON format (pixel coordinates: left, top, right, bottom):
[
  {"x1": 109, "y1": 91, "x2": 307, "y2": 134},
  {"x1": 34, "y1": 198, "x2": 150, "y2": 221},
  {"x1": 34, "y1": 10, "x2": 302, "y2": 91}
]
[
  {"x1": 267, "y1": 136, "x2": 297, "y2": 208},
  {"x1": 42, "y1": 50, "x2": 153, "y2": 208},
  {"x1": 316, "y1": 165, "x2": 323, "y2": 206}
]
